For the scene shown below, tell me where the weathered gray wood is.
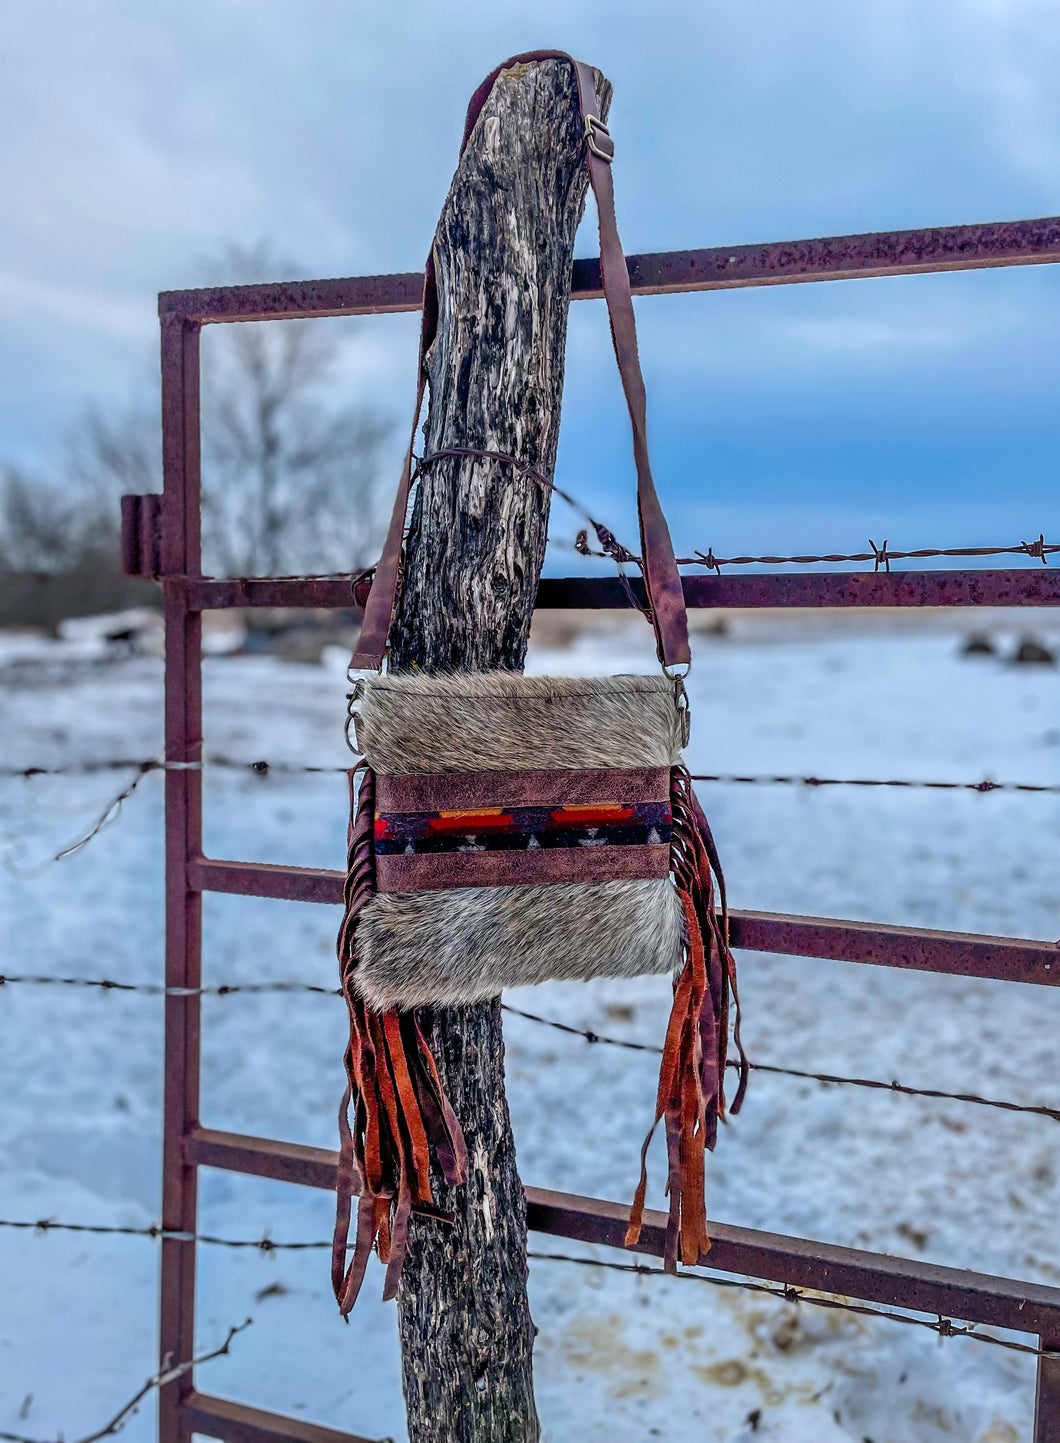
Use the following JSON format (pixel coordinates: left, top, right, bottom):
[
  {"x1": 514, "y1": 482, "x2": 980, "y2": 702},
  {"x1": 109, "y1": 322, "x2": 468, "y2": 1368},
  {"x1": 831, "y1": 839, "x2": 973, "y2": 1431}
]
[{"x1": 386, "y1": 57, "x2": 610, "y2": 1442}]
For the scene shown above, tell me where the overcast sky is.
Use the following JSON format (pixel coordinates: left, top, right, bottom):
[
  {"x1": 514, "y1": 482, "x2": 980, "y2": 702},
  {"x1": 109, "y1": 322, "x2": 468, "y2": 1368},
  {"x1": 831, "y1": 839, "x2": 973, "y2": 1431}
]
[{"x1": 3, "y1": 0, "x2": 1060, "y2": 559}]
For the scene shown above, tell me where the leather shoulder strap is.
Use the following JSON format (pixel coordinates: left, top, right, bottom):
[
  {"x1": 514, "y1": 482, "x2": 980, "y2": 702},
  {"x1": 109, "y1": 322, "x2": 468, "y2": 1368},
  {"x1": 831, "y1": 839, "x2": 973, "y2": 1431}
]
[{"x1": 351, "y1": 51, "x2": 690, "y2": 673}]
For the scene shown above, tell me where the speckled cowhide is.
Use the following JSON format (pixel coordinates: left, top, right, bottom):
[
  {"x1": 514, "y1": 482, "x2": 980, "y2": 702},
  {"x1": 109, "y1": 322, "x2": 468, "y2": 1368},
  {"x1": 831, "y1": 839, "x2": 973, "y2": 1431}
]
[{"x1": 352, "y1": 672, "x2": 685, "y2": 1009}]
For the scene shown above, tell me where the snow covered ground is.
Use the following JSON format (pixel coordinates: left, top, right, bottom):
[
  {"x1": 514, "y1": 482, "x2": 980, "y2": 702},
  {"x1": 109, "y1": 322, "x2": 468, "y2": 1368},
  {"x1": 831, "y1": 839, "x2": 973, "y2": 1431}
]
[{"x1": 2, "y1": 614, "x2": 1060, "y2": 1443}]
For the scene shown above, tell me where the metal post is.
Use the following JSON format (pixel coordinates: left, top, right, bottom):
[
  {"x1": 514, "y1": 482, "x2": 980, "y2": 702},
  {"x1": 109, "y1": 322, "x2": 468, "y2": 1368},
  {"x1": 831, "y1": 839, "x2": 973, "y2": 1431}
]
[
  {"x1": 1035, "y1": 1336, "x2": 1060, "y2": 1443},
  {"x1": 135, "y1": 214, "x2": 1060, "y2": 1435},
  {"x1": 159, "y1": 313, "x2": 203, "y2": 1443}
]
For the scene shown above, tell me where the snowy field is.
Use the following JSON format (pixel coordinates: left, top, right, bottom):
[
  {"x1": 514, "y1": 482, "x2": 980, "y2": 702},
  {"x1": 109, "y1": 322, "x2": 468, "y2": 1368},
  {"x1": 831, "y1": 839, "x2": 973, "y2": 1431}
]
[{"x1": 2, "y1": 614, "x2": 1060, "y2": 1443}]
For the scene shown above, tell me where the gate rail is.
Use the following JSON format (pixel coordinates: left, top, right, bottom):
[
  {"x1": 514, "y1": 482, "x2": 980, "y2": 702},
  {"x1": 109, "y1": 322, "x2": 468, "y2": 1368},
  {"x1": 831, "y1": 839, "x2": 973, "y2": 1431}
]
[{"x1": 143, "y1": 213, "x2": 1060, "y2": 1443}]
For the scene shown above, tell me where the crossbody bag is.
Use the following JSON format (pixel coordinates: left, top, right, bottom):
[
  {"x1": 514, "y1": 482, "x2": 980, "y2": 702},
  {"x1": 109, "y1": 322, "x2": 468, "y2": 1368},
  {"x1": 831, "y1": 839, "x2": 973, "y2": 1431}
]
[{"x1": 333, "y1": 50, "x2": 747, "y2": 1315}]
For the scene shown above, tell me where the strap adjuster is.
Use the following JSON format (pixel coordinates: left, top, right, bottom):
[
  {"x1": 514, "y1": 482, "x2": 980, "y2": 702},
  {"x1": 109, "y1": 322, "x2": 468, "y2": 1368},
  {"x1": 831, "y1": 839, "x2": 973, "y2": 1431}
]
[{"x1": 584, "y1": 115, "x2": 614, "y2": 162}]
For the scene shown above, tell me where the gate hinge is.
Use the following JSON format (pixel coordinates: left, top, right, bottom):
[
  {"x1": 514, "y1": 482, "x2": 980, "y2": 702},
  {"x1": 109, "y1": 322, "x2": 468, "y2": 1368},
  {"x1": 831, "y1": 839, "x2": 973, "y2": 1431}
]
[{"x1": 120, "y1": 494, "x2": 163, "y2": 578}]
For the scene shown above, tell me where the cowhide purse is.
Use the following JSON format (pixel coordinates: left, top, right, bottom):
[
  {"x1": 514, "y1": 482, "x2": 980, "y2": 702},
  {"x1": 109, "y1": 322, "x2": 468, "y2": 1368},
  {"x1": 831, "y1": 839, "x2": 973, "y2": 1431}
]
[{"x1": 332, "y1": 51, "x2": 747, "y2": 1316}]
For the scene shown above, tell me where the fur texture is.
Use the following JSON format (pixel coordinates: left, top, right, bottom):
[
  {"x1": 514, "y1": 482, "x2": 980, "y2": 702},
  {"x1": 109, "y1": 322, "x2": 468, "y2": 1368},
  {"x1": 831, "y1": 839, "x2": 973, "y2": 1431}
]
[
  {"x1": 356, "y1": 671, "x2": 683, "y2": 774},
  {"x1": 351, "y1": 669, "x2": 687, "y2": 1007},
  {"x1": 356, "y1": 876, "x2": 685, "y2": 1009}
]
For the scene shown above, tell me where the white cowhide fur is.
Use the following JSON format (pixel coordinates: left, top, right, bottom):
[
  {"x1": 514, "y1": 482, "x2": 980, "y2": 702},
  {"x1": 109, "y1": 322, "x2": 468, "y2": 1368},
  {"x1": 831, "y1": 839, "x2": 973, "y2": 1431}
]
[{"x1": 352, "y1": 671, "x2": 687, "y2": 1009}]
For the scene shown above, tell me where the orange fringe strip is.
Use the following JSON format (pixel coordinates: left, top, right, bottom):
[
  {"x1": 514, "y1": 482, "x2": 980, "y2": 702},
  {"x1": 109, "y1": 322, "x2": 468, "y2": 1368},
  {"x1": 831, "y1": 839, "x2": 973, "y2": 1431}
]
[
  {"x1": 332, "y1": 763, "x2": 468, "y2": 1315},
  {"x1": 625, "y1": 765, "x2": 748, "y2": 1270}
]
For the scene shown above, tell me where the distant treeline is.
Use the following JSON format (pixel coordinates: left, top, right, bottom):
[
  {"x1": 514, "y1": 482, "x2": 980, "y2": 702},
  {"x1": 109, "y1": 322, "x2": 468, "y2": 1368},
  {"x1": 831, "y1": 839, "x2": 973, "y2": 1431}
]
[
  {"x1": 0, "y1": 568, "x2": 158, "y2": 634},
  {"x1": 0, "y1": 243, "x2": 391, "y2": 633}
]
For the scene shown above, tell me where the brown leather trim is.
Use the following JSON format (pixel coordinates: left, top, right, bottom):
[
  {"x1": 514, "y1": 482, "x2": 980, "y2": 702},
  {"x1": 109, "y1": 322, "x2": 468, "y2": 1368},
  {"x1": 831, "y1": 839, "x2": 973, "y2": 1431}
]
[
  {"x1": 375, "y1": 843, "x2": 672, "y2": 893},
  {"x1": 350, "y1": 50, "x2": 690, "y2": 672},
  {"x1": 375, "y1": 765, "x2": 671, "y2": 814}
]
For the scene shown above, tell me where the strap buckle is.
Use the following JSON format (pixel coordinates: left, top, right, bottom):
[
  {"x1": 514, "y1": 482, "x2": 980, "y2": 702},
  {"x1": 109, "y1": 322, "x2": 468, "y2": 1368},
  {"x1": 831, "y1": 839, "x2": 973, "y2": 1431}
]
[{"x1": 584, "y1": 115, "x2": 614, "y2": 162}]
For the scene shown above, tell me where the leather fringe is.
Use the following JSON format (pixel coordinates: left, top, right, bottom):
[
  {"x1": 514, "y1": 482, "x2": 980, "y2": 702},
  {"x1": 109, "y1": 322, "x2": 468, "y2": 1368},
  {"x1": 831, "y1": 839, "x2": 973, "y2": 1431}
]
[
  {"x1": 625, "y1": 765, "x2": 748, "y2": 1270},
  {"x1": 333, "y1": 762, "x2": 468, "y2": 1315}
]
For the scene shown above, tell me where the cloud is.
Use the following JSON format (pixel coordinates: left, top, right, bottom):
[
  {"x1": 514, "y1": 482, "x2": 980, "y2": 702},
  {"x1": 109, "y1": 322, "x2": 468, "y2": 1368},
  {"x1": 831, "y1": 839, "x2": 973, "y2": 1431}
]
[{"x1": 3, "y1": 0, "x2": 1060, "y2": 526}]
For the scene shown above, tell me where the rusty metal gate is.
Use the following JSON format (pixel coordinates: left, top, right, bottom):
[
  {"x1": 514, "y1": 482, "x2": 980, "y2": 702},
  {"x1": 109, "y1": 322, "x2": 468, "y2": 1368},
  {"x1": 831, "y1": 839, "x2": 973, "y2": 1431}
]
[{"x1": 131, "y1": 215, "x2": 1060, "y2": 1443}]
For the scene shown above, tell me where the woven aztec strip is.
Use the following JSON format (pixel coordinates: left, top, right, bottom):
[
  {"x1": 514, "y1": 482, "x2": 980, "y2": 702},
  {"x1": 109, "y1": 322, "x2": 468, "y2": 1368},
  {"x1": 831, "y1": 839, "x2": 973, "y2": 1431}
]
[{"x1": 373, "y1": 801, "x2": 673, "y2": 854}]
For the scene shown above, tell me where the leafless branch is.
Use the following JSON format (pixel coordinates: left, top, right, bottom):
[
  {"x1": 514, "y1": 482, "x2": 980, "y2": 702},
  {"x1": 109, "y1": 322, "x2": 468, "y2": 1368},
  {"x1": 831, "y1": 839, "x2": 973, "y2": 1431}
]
[{"x1": 0, "y1": 1319, "x2": 251, "y2": 1443}]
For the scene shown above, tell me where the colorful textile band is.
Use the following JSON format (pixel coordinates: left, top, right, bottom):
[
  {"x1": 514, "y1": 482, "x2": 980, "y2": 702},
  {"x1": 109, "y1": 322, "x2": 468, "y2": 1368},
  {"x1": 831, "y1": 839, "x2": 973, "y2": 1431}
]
[{"x1": 373, "y1": 765, "x2": 673, "y2": 893}]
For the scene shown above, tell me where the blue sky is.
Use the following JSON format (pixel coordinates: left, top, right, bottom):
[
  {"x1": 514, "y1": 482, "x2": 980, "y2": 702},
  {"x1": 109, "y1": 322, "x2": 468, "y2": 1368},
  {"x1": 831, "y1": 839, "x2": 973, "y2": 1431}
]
[{"x1": 3, "y1": 0, "x2": 1060, "y2": 561}]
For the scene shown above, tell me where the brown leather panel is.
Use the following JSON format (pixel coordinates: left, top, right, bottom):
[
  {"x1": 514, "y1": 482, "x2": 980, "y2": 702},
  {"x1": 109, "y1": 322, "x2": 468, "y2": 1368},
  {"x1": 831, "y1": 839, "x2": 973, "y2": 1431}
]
[
  {"x1": 375, "y1": 843, "x2": 671, "y2": 893},
  {"x1": 375, "y1": 765, "x2": 671, "y2": 813}
]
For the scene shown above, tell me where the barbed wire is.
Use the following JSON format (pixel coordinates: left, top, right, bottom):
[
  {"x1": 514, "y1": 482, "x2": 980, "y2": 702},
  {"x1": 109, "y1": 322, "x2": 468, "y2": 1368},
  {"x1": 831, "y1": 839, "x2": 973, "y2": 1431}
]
[
  {"x1": 5, "y1": 487, "x2": 1057, "y2": 1415},
  {"x1": 570, "y1": 532, "x2": 1058, "y2": 573},
  {"x1": 500, "y1": 1003, "x2": 1060, "y2": 1124},
  {"x1": 501, "y1": 1000, "x2": 661, "y2": 1053},
  {"x1": 0, "y1": 1212, "x2": 1050, "y2": 1363},
  {"x1": 0, "y1": 757, "x2": 340, "y2": 778},
  {"x1": 7, "y1": 754, "x2": 1055, "y2": 875},
  {"x1": 0, "y1": 756, "x2": 326, "y2": 872},
  {"x1": 2, "y1": 972, "x2": 1056, "y2": 1126},
  {"x1": 688, "y1": 535, "x2": 1057, "y2": 574},
  {"x1": 525, "y1": 1251, "x2": 1056, "y2": 1359},
  {"x1": 1, "y1": 762, "x2": 161, "y2": 871},
  {"x1": 3, "y1": 512, "x2": 1057, "y2": 590},
  {"x1": 0, "y1": 974, "x2": 341, "y2": 997},
  {"x1": 689, "y1": 772, "x2": 1060, "y2": 795},
  {"x1": 0, "y1": 1219, "x2": 334, "y2": 1251},
  {"x1": 0, "y1": 567, "x2": 371, "y2": 588},
  {"x1": 0, "y1": 1318, "x2": 251, "y2": 1443},
  {"x1": 5, "y1": 754, "x2": 1057, "y2": 793}
]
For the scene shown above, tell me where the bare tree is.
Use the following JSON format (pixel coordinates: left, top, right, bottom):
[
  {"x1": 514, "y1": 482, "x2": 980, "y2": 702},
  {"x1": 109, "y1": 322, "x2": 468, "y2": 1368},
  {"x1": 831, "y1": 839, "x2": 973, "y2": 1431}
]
[
  {"x1": 0, "y1": 241, "x2": 391, "y2": 601},
  {"x1": 0, "y1": 466, "x2": 104, "y2": 576},
  {"x1": 200, "y1": 242, "x2": 391, "y2": 576},
  {"x1": 0, "y1": 404, "x2": 153, "y2": 577}
]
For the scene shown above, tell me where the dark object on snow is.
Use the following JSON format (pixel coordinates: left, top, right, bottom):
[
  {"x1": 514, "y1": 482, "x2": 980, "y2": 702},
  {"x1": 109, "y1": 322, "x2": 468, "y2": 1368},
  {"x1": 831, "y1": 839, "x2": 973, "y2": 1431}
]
[
  {"x1": 1013, "y1": 637, "x2": 1056, "y2": 665},
  {"x1": 962, "y1": 633, "x2": 995, "y2": 657}
]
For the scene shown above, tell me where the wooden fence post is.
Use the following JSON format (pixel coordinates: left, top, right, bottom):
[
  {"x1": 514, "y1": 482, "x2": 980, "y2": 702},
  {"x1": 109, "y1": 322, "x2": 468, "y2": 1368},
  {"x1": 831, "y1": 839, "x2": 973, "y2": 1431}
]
[{"x1": 385, "y1": 56, "x2": 610, "y2": 1443}]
